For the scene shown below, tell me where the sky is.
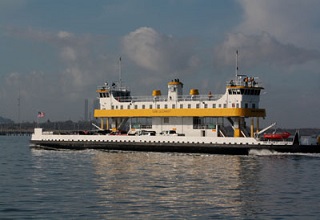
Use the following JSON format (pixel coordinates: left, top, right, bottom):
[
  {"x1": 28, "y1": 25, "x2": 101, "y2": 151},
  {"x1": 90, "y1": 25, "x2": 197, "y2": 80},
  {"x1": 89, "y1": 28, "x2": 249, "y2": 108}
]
[{"x1": 0, "y1": 0, "x2": 319, "y2": 128}]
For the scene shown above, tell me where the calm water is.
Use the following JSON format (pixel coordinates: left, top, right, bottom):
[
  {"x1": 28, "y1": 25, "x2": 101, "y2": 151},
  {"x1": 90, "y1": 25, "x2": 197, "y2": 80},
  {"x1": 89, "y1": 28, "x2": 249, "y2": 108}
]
[{"x1": 1, "y1": 136, "x2": 320, "y2": 219}]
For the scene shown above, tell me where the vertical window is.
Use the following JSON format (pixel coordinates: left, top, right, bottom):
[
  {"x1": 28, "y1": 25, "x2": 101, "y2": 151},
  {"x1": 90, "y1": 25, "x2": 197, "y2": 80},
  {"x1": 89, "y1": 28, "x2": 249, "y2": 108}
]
[
  {"x1": 196, "y1": 104, "x2": 199, "y2": 108},
  {"x1": 188, "y1": 104, "x2": 191, "y2": 109},
  {"x1": 212, "y1": 104, "x2": 216, "y2": 108},
  {"x1": 157, "y1": 104, "x2": 160, "y2": 109},
  {"x1": 149, "y1": 105, "x2": 152, "y2": 109},
  {"x1": 164, "y1": 117, "x2": 169, "y2": 124},
  {"x1": 172, "y1": 104, "x2": 175, "y2": 109},
  {"x1": 180, "y1": 104, "x2": 183, "y2": 108}
]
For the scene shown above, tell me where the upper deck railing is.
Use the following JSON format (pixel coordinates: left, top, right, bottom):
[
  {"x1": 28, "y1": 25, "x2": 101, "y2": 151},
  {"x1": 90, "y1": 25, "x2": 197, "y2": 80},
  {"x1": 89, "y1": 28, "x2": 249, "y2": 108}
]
[
  {"x1": 227, "y1": 75, "x2": 263, "y2": 88},
  {"x1": 97, "y1": 85, "x2": 224, "y2": 102},
  {"x1": 127, "y1": 94, "x2": 224, "y2": 103}
]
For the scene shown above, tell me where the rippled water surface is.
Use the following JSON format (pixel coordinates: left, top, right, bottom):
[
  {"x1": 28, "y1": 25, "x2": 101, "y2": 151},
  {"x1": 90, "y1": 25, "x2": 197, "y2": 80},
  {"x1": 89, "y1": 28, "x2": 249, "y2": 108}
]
[{"x1": 1, "y1": 136, "x2": 320, "y2": 219}]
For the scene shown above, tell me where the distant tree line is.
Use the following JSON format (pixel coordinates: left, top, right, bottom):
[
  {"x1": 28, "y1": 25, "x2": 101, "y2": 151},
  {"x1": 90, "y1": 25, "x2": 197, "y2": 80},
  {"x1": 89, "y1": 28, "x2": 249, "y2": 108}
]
[{"x1": 0, "y1": 119, "x2": 97, "y2": 131}]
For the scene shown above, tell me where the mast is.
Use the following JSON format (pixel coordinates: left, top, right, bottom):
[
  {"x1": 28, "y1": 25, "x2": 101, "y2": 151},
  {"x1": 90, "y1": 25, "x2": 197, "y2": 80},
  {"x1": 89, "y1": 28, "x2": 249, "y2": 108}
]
[
  {"x1": 118, "y1": 56, "x2": 122, "y2": 88},
  {"x1": 235, "y1": 50, "x2": 239, "y2": 77}
]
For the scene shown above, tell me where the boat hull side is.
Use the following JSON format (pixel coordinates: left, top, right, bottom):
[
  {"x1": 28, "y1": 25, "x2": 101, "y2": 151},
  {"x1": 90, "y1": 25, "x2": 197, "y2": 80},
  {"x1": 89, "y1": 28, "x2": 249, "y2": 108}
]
[{"x1": 30, "y1": 140, "x2": 320, "y2": 155}]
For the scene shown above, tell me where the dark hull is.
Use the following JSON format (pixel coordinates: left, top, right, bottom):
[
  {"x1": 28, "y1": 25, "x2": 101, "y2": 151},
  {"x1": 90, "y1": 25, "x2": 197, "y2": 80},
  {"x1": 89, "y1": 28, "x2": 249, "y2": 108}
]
[{"x1": 30, "y1": 140, "x2": 320, "y2": 155}]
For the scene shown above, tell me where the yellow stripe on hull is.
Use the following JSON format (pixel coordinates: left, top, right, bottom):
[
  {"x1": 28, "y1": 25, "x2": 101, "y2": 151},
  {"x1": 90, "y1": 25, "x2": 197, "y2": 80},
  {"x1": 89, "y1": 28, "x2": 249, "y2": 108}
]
[{"x1": 94, "y1": 108, "x2": 266, "y2": 118}]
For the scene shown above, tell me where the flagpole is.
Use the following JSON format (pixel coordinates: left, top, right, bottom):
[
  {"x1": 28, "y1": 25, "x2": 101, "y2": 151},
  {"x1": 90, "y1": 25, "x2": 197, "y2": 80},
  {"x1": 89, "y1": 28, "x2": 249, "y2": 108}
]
[
  {"x1": 37, "y1": 111, "x2": 45, "y2": 128},
  {"x1": 37, "y1": 112, "x2": 39, "y2": 128}
]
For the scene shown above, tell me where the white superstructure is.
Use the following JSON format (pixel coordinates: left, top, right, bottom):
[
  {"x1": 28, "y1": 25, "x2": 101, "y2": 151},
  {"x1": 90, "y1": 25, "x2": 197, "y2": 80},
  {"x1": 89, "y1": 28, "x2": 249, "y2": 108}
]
[{"x1": 94, "y1": 75, "x2": 267, "y2": 140}]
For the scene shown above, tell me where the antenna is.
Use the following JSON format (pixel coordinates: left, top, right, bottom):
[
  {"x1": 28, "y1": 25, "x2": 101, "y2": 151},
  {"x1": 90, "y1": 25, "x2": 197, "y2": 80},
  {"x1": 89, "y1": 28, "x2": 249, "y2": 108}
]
[
  {"x1": 235, "y1": 50, "x2": 239, "y2": 77},
  {"x1": 118, "y1": 57, "x2": 122, "y2": 88}
]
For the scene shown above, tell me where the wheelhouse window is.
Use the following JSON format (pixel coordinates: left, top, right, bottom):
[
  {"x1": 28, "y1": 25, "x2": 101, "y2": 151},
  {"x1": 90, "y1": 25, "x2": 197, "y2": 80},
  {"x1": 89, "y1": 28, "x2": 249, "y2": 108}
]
[
  {"x1": 229, "y1": 88, "x2": 261, "y2": 96},
  {"x1": 99, "y1": 92, "x2": 109, "y2": 98}
]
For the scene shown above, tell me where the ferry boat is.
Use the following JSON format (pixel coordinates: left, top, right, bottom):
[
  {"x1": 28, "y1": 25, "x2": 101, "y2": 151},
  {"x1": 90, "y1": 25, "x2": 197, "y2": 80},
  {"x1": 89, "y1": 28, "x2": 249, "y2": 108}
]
[{"x1": 30, "y1": 55, "x2": 320, "y2": 155}]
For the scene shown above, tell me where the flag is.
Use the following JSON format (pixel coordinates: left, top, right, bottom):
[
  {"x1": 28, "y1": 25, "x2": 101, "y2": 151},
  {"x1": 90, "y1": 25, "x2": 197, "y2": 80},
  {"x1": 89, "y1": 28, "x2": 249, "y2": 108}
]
[{"x1": 37, "y1": 112, "x2": 45, "y2": 118}]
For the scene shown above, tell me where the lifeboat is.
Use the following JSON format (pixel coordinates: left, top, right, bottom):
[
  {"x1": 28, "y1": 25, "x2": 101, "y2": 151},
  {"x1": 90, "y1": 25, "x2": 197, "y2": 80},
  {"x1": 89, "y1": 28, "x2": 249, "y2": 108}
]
[{"x1": 263, "y1": 132, "x2": 291, "y2": 140}]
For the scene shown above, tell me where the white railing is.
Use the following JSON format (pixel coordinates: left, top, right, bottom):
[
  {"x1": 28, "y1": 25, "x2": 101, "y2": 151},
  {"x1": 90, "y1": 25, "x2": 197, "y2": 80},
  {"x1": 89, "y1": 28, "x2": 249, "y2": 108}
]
[{"x1": 117, "y1": 94, "x2": 223, "y2": 103}]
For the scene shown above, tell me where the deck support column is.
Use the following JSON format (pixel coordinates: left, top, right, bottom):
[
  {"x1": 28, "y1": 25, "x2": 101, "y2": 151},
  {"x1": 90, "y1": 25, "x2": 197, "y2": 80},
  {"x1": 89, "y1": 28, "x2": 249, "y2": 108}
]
[
  {"x1": 250, "y1": 118, "x2": 254, "y2": 137},
  {"x1": 234, "y1": 117, "x2": 241, "y2": 137},
  {"x1": 100, "y1": 118, "x2": 104, "y2": 130},
  {"x1": 106, "y1": 118, "x2": 109, "y2": 130}
]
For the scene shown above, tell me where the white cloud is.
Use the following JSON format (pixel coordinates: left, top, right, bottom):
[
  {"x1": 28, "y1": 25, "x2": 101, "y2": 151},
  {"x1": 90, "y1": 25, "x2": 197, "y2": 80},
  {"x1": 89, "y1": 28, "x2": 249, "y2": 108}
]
[
  {"x1": 60, "y1": 46, "x2": 77, "y2": 62},
  {"x1": 214, "y1": 32, "x2": 320, "y2": 67},
  {"x1": 236, "y1": 0, "x2": 320, "y2": 49},
  {"x1": 5, "y1": 27, "x2": 91, "y2": 49},
  {"x1": 57, "y1": 31, "x2": 73, "y2": 39},
  {"x1": 214, "y1": 1, "x2": 320, "y2": 68},
  {"x1": 122, "y1": 27, "x2": 198, "y2": 75}
]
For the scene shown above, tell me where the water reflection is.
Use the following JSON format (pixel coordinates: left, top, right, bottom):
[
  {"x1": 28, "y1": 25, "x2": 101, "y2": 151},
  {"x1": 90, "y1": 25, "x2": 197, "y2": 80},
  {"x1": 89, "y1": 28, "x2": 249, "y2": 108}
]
[
  {"x1": 92, "y1": 151, "x2": 244, "y2": 218},
  {"x1": 27, "y1": 148, "x2": 320, "y2": 219}
]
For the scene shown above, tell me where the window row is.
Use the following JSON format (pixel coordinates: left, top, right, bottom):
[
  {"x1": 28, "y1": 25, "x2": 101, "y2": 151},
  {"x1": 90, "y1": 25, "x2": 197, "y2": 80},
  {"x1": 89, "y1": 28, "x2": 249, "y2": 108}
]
[
  {"x1": 109, "y1": 102, "x2": 257, "y2": 110},
  {"x1": 228, "y1": 89, "x2": 261, "y2": 96},
  {"x1": 110, "y1": 103, "x2": 228, "y2": 110}
]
